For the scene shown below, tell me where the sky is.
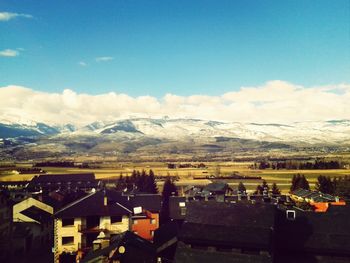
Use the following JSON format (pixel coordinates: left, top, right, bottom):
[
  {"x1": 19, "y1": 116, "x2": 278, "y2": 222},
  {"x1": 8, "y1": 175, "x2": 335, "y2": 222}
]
[{"x1": 0, "y1": 1, "x2": 349, "y2": 125}]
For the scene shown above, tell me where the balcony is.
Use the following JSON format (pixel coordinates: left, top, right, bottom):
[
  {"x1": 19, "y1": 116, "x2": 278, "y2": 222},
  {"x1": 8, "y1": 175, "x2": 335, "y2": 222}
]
[{"x1": 78, "y1": 224, "x2": 125, "y2": 233}]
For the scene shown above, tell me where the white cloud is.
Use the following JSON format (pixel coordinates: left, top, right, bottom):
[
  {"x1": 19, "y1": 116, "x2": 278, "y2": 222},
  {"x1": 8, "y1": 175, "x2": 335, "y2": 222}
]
[
  {"x1": 95, "y1": 56, "x2": 114, "y2": 62},
  {"x1": 78, "y1": 61, "x2": 87, "y2": 67},
  {"x1": 0, "y1": 81, "x2": 349, "y2": 126},
  {"x1": 0, "y1": 12, "x2": 32, "y2": 21},
  {"x1": 0, "y1": 49, "x2": 19, "y2": 57}
]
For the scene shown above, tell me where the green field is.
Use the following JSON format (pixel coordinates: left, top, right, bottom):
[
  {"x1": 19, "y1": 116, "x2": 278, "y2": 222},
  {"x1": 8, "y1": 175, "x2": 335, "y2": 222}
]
[{"x1": 1, "y1": 161, "x2": 349, "y2": 193}]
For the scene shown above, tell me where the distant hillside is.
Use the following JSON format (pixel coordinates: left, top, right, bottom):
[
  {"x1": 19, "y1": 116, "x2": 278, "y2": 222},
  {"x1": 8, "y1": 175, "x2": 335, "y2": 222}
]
[{"x1": 1, "y1": 118, "x2": 350, "y2": 160}]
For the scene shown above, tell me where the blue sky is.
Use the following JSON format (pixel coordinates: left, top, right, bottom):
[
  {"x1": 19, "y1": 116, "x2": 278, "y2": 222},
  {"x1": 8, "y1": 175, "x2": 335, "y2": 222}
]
[{"x1": 0, "y1": 0, "x2": 349, "y2": 97}]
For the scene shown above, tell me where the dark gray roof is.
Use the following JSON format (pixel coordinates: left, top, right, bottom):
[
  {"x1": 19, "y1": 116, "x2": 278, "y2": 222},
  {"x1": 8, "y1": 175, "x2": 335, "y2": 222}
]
[
  {"x1": 292, "y1": 189, "x2": 337, "y2": 202},
  {"x1": 169, "y1": 196, "x2": 187, "y2": 220},
  {"x1": 54, "y1": 191, "x2": 131, "y2": 218},
  {"x1": 174, "y1": 242, "x2": 272, "y2": 263},
  {"x1": 203, "y1": 182, "x2": 228, "y2": 193},
  {"x1": 180, "y1": 201, "x2": 275, "y2": 248},
  {"x1": 276, "y1": 205, "x2": 350, "y2": 255},
  {"x1": 20, "y1": 205, "x2": 52, "y2": 223},
  {"x1": 31, "y1": 173, "x2": 96, "y2": 183},
  {"x1": 54, "y1": 190, "x2": 162, "y2": 218},
  {"x1": 81, "y1": 231, "x2": 156, "y2": 263},
  {"x1": 126, "y1": 194, "x2": 162, "y2": 212}
]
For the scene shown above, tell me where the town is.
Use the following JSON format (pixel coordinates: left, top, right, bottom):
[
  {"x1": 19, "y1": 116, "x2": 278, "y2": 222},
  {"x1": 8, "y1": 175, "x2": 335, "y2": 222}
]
[{"x1": 0, "y1": 167, "x2": 349, "y2": 263}]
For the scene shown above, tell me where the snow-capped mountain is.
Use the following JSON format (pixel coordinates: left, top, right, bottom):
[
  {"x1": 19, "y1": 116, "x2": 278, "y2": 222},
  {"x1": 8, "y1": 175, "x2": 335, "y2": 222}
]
[
  {"x1": 2, "y1": 118, "x2": 350, "y2": 159},
  {"x1": 1, "y1": 118, "x2": 350, "y2": 144},
  {"x1": 68, "y1": 118, "x2": 350, "y2": 144}
]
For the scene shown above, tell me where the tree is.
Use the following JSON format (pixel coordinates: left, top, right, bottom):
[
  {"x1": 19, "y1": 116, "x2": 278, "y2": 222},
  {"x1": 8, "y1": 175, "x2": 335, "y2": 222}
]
[
  {"x1": 144, "y1": 169, "x2": 158, "y2": 194},
  {"x1": 315, "y1": 175, "x2": 334, "y2": 194},
  {"x1": 137, "y1": 170, "x2": 147, "y2": 192},
  {"x1": 334, "y1": 175, "x2": 350, "y2": 199},
  {"x1": 271, "y1": 183, "x2": 281, "y2": 195},
  {"x1": 299, "y1": 175, "x2": 310, "y2": 190},
  {"x1": 238, "y1": 182, "x2": 246, "y2": 194},
  {"x1": 254, "y1": 184, "x2": 263, "y2": 195},
  {"x1": 160, "y1": 177, "x2": 178, "y2": 224},
  {"x1": 290, "y1": 174, "x2": 298, "y2": 192},
  {"x1": 290, "y1": 174, "x2": 310, "y2": 192},
  {"x1": 116, "y1": 173, "x2": 125, "y2": 190}
]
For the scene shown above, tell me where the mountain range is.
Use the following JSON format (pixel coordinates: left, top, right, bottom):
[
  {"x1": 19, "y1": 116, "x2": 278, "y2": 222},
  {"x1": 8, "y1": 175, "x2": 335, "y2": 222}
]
[{"x1": 1, "y1": 118, "x2": 350, "y2": 160}]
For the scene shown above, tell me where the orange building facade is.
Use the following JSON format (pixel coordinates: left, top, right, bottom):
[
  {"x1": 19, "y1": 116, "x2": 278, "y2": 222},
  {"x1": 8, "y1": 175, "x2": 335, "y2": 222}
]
[
  {"x1": 131, "y1": 210, "x2": 159, "y2": 241},
  {"x1": 310, "y1": 200, "x2": 347, "y2": 212}
]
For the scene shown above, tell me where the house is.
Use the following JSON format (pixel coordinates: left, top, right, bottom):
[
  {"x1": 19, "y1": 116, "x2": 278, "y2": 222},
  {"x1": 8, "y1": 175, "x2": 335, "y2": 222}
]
[
  {"x1": 175, "y1": 241, "x2": 272, "y2": 263},
  {"x1": 154, "y1": 221, "x2": 181, "y2": 262},
  {"x1": 175, "y1": 201, "x2": 275, "y2": 263},
  {"x1": 53, "y1": 190, "x2": 131, "y2": 262},
  {"x1": 116, "y1": 193, "x2": 161, "y2": 241},
  {"x1": 11, "y1": 197, "x2": 54, "y2": 259},
  {"x1": 201, "y1": 182, "x2": 232, "y2": 201},
  {"x1": 0, "y1": 191, "x2": 13, "y2": 262},
  {"x1": 291, "y1": 189, "x2": 346, "y2": 212},
  {"x1": 27, "y1": 173, "x2": 101, "y2": 192},
  {"x1": 53, "y1": 190, "x2": 162, "y2": 262},
  {"x1": 80, "y1": 231, "x2": 157, "y2": 263},
  {"x1": 275, "y1": 205, "x2": 350, "y2": 262}
]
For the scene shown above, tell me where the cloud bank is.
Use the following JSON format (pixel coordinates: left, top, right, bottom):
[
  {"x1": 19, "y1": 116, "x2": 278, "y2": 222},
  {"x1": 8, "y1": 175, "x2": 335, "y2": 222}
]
[
  {"x1": 0, "y1": 12, "x2": 32, "y2": 21},
  {"x1": 0, "y1": 80, "x2": 349, "y2": 126}
]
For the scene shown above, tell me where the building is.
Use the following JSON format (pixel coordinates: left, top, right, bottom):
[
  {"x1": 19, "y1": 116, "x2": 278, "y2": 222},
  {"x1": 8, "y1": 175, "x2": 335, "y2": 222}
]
[
  {"x1": 53, "y1": 190, "x2": 161, "y2": 262},
  {"x1": 0, "y1": 191, "x2": 13, "y2": 262},
  {"x1": 275, "y1": 205, "x2": 350, "y2": 262},
  {"x1": 174, "y1": 201, "x2": 275, "y2": 263},
  {"x1": 291, "y1": 189, "x2": 346, "y2": 212},
  {"x1": 54, "y1": 190, "x2": 131, "y2": 262},
  {"x1": 80, "y1": 231, "x2": 156, "y2": 263},
  {"x1": 27, "y1": 173, "x2": 101, "y2": 192},
  {"x1": 11, "y1": 196, "x2": 54, "y2": 262}
]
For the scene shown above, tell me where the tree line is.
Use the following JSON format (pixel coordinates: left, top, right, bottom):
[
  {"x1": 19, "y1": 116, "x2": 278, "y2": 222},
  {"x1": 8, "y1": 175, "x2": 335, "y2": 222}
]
[
  {"x1": 115, "y1": 169, "x2": 158, "y2": 194},
  {"x1": 290, "y1": 173, "x2": 350, "y2": 199},
  {"x1": 254, "y1": 160, "x2": 342, "y2": 170}
]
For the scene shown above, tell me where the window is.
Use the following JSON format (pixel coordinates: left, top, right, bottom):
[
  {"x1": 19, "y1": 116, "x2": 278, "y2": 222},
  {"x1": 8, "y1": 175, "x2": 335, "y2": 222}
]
[
  {"x1": 62, "y1": 236, "x2": 74, "y2": 245},
  {"x1": 133, "y1": 220, "x2": 138, "y2": 225},
  {"x1": 150, "y1": 230, "x2": 154, "y2": 237},
  {"x1": 150, "y1": 219, "x2": 156, "y2": 224},
  {"x1": 62, "y1": 218, "x2": 74, "y2": 227},
  {"x1": 111, "y1": 216, "x2": 122, "y2": 224},
  {"x1": 286, "y1": 210, "x2": 296, "y2": 220},
  {"x1": 180, "y1": 207, "x2": 186, "y2": 216}
]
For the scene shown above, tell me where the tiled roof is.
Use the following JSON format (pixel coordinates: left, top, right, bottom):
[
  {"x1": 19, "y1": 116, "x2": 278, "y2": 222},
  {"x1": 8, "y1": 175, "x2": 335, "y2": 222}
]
[
  {"x1": 81, "y1": 231, "x2": 156, "y2": 263},
  {"x1": 203, "y1": 182, "x2": 228, "y2": 192},
  {"x1": 276, "y1": 206, "x2": 350, "y2": 255},
  {"x1": 169, "y1": 196, "x2": 187, "y2": 220},
  {"x1": 31, "y1": 173, "x2": 96, "y2": 183},
  {"x1": 174, "y1": 241, "x2": 272, "y2": 263},
  {"x1": 54, "y1": 191, "x2": 131, "y2": 218},
  {"x1": 54, "y1": 190, "x2": 162, "y2": 218},
  {"x1": 20, "y1": 205, "x2": 52, "y2": 223},
  {"x1": 180, "y1": 201, "x2": 275, "y2": 248}
]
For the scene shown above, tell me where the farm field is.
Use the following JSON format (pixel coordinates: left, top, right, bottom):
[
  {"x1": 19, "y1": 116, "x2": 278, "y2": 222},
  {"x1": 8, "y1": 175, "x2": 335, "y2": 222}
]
[{"x1": 1, "y1": 161, "x2": 349, "y2": 193}]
